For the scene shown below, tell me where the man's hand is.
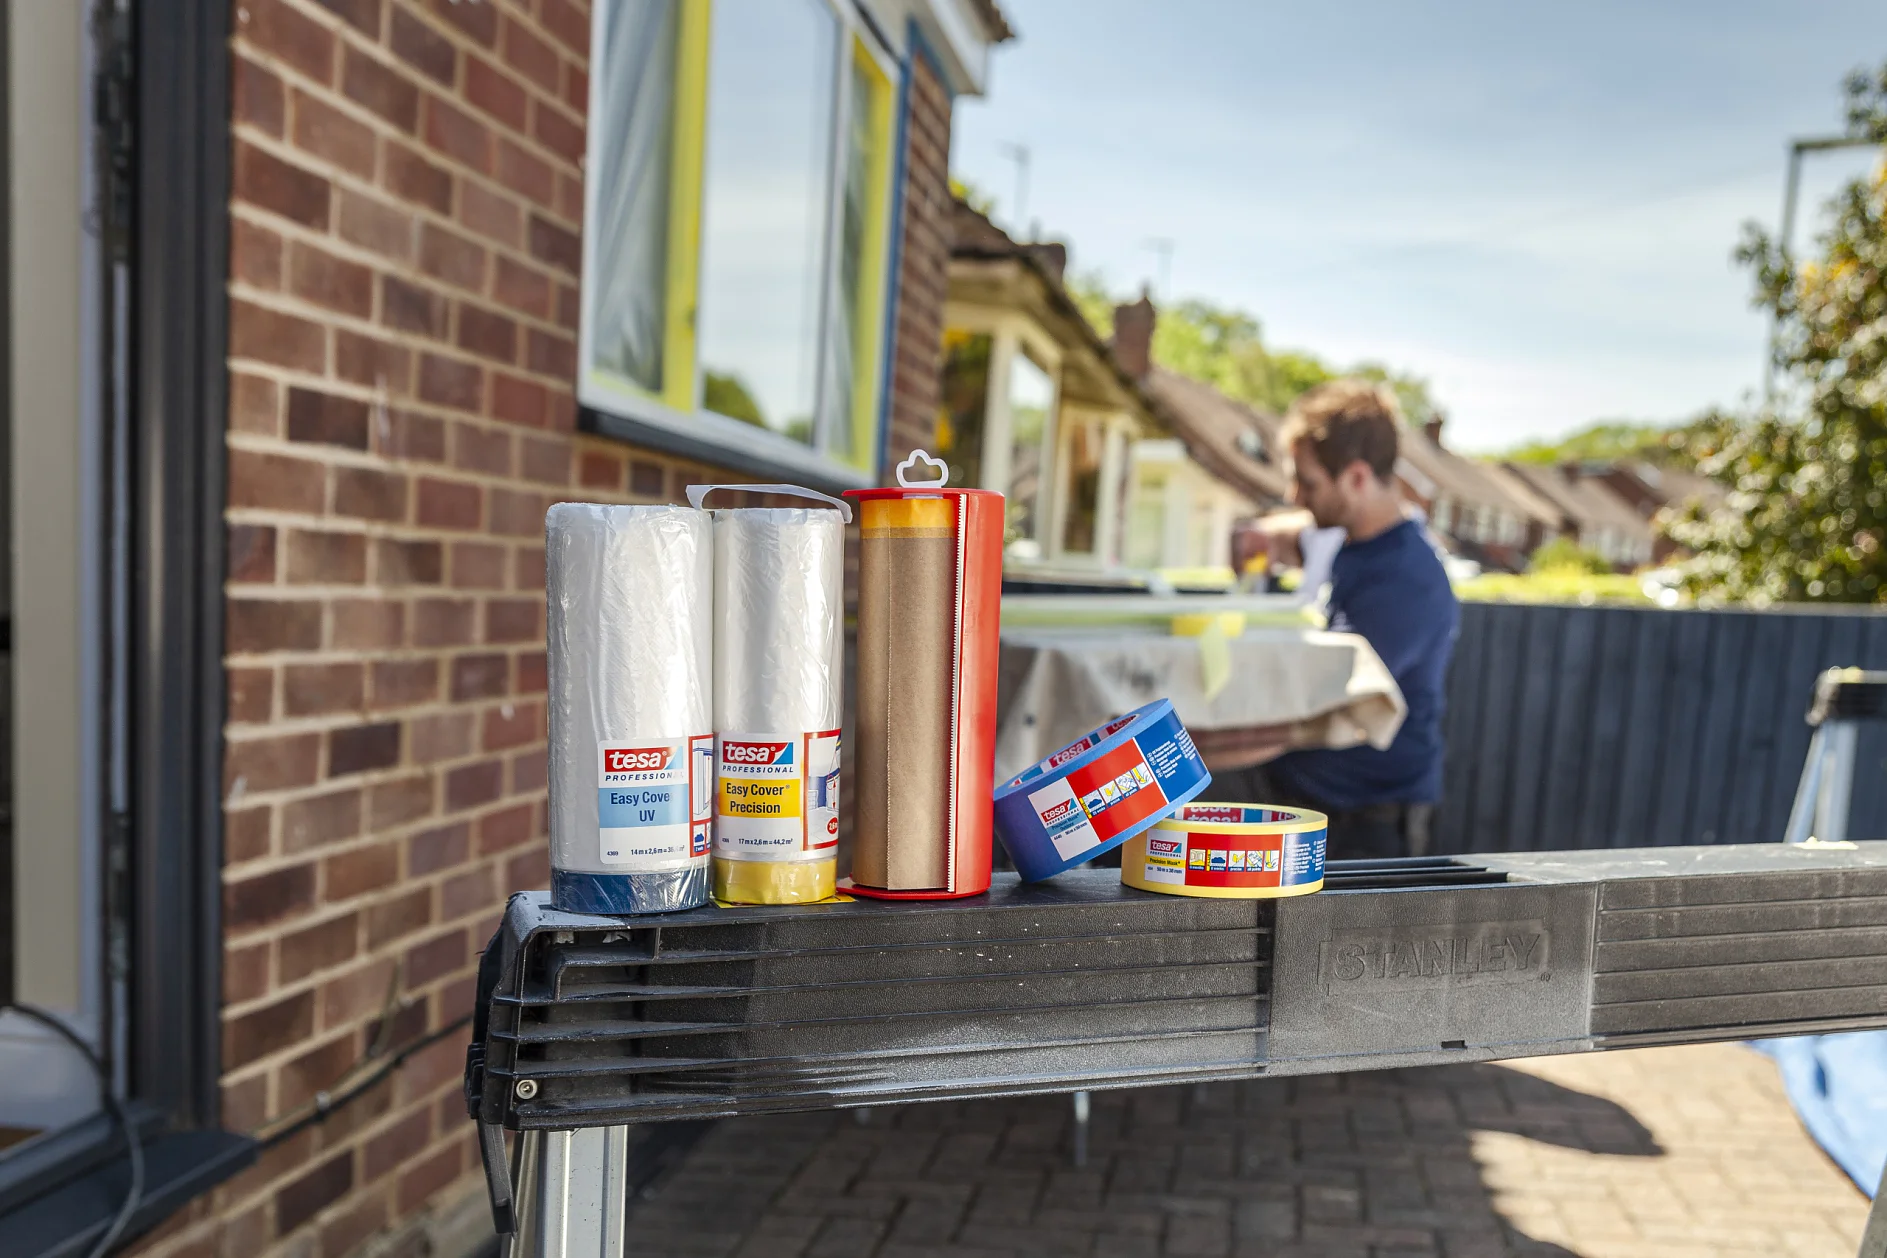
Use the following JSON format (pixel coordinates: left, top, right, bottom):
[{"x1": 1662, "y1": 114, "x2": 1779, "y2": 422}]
[{"x1": 1232, "y1": 510, "x2": 1314, "y2": 574}]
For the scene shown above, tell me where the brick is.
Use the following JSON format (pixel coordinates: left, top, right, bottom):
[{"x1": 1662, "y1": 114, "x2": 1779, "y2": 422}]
[
  {"x1": 364, "y1": 1107, "x2": 433, "y2": 1180},
  {"x1": 474, "y1": 803, "x2": 532, "y2": 855},
  {"x1": 532, "y1": 100, "x2": 584, "y2": 165},
  {"x1": 390, "y1": 7, "x2": 457, "y2": 84},
  {"x1": 323, "y1": 840, "x2": 399, "y2": 903},
  {"x1": 373, "y1": 537, "x2": 443, "y2": 586},
  {"x1": 515, "y1": 648, "x2": 547, "y2": 693},
  {"x1": 230, "y1": 298, "x2": 327, "y2": 371},
  {"x1": 234, "y1": 140, "x2": 331, "y2": 229},
  {"x1": 449, "y1": 653, "x2": 508, "y2": 701},
  {"x1": 283, "y1": 787, "x2": 363, "y2": 853},
  {"x1": 342, "y1": 44, "x2": 419, "y2": 130},
  {"x1": 520, "y1": 434, "x2": 569, "y2": 485},
  {"x1": 385, "y1": 410, "x2": 448, "y2": 462},
  {"x1": 333, "y1": 465, "x2": 410, "y2": 522},
  {"x1": 366, "y1": 886, "x2": 433, "y2": 949},
  {"x1": 222, "y1": 1074, "x2": 271, "y2": 1137},
  {"x1": 229, "y1": 448, "x2": 327, "y2": 514},
  {"x1": 409, "y1": 822, "x2": 470, "y2": 875},
  {"x1": 337, "y1": 330, "x2": 414, "y2": 392},
  {"x1": 231, "y1": 372, "x2": 281, "y2": 436},
  {"x1": 384, "y1": 139, "x2": 452, "y2": 213},
  {"x1": 495, "y1": 136, "x2": 554, "y2": 205},
  {"x1": 234, "y1": 54, "x2": 286, "y2": 136},
  {"x1": 423, "y1": 95, "x2": 494, "y2": 172},
  {"x1": 277, "y1": 1151, "x2": 354, "y2": 1236},
  {"x1": 286, "y1": 528, "x2": 368, "y2": 584},
  {"x1": 338, "y1": 187, "x2": 417, "y2": 261},
  {"x1": 228, "y1": 665, "x2": 273, "y2": 725},
  {"x1": 445, "y1": 758, "x2": 504, "y2": 811},
  {"x1": 490, "y1": 372, "x2": 548, "y2": 427},
  {"x1": 369, "y1": 773, "x2": 435, "y2": 829},
  {"x1": 457, "y1": 304, "x2": 518, "y2": 362},
  {"x1": 289, "y1": 240, "x2": 375, "y2": 317},
  {"x1": 318, "y1": 1191, "x2": 389, "y2": 1258},
  {"x1": 505, "y1": 842, "x2": 550, "y2": 889},
  {"x1": 527, "y1": 213, "x2": 581, "y2": 275},
  {"x1": 555, "y1": 281, "x2": 580, "y2": 330},
  {"x1": 312, "y1": 0, "x2": 380, "y2": 35},
  {"x1": 578, "y1": 450, "x2": 623, "y2": 490},
  {"x1": 396, "y1": 1142, "x2": 463, "y2": 1215},
  {"x1": 509, "y1": 747, "x2": 548, "y2": 794},
  {"x1": 231, "y1": 216, "x2": 284, "y2": 288},
  {"x1": 408, "y1": 711, "x2": 473, "y2": 763},
  {"x1": 228, "y1": 523, "x2": 279, "y2": 584},
  {"x1": 485, "y1": 599, "x2": 540, "y2": 644},
  {"x1": 564, "y1": 65, "x2": 588, "y2": 116},
  {"x1": 450, "y1": 540, "x2": 506, "y2": 588},
  {"x1": 227, "y1": 599, "x2": 324, "y2": 655},
  {"x1": 224, "y1": 940, "x2": 271, "y2": 1005},
  {"x1": 555, "y1": 169, "x2": 583, "y2": 222},
  {"x1": 466, "y1": 54, "x2": 529, "y2": 132},
  {"x1": 241, "y1": 0, "x2": 336, "y2": 83},
  {"x1": 283, "y1": 661, "x2": 366, "y2": 716},
  {"x1": 317, "y1": 956, "x2": 396, "y2": 1028},
  {"x1": 419, "y1": 221, "x2": 487, "y2": 292},
  {"x1": 418, "y1": 353, "x2": 484, "y2": 411},
  {"x1": 290, "y1": 89, "x2": 377, "y2": 180},
  {"x1": 279, "y1": 912, "x2": 360, "y2": 983},
  {"x1": 382, "y1": 274, "x2": 448, "y2": 337},
  {"x1": 225, "y1": 862, "x2": 314, "y2": 940},
  {"x1": 492, "y1": 255, "x2": 551, "y2": 318},
  {"x1": 416, "y1": 476, "x2": 482, "y2": 529},
  {"x1": 405, "y1": 927, "x2": 468, "y2": 985},
  {"x1": 539, "y1": 0, "x2": 587, "y2": 55},
  {"x1": 329, "y1": 721, "x2": 401, "y2": 776},
  {"x1": 227, "y1": 804, "x2": 274, "y2": 864},
  {"x1": 461, "y1": 179, "x2": 522, "y2": 248},
  {"x1": 370, "y1": 658, "x2": 440, "y2": 710},
  {"x1": 453, "y1": 421, "x2": 513, "y2": 475},
  {"x1": 629, "y1": 459, "x2": 666, "y2": 497},
  {"x1": 413, "y1": 598, "x2": 476, "y2": 647},
  {"x1": 488, "y1": 487, "x2": 545, "y2": 536},
  {"x1": 287, "y1": 386, "x2": 371, "y2": 450},
  {"x1": 501, "y1": 17, "x2": 560, "y2": 92},
  {"x1": 331, "y1": 598, "x2": 405, "y2": 649},
  {"x1": 224, "y1": 988, "x2": 315, "y2": 1069},
  {"x1": 481, "y1": 700, "x2": 540, "y2": 750}
]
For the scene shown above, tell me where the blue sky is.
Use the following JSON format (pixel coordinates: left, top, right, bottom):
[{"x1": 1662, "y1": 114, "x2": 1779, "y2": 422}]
[{"x1": 951, "y1": 1, "x2": 1887, "y2": 452}]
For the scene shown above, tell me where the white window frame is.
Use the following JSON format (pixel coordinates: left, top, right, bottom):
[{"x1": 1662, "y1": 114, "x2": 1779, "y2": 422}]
[{"x1": 576, "y1": 0, "x2": 900, "y2": 488}]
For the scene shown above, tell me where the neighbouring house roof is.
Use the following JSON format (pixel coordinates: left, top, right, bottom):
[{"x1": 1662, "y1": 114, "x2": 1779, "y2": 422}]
[
  {"x1": 1398, "y1": 426, "x2": 1556, "y2": 527},
  {"x1": 1612, "y1": 460, "x2": 1729, "y2": 516},
  {"x1": 1500, "y1": 461, "x2": 1654, "y2": 542},
  {"x1": 1139, "y1": 369, "x2": 1290, "y2": 505},
  {"x1": 967, "y1": 0, "x2": 1017, "y2": 43}
]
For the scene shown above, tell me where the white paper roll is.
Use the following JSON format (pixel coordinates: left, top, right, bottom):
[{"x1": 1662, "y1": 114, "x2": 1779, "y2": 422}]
[
  {"x1": 711, "y1": 508, "x2": 844, "y2": 871},
  {"x1": 546, "y1": 504, "x2": 713, "y2": 913}
]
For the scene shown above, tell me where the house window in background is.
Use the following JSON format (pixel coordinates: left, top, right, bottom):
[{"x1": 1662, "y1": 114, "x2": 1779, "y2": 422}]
[
  {"x1": 1060, "y1": 418, "x2": 1102, "y2": 555},
  {"x1": 1005, "y1": 350, "x2": 1055, "y2": 556},
  {"x1": 579, "y1": 0, "x2": 896, "y2": 480},
  {"x1": 935, "y1": 329, "x2": 991, "y2": 490}
]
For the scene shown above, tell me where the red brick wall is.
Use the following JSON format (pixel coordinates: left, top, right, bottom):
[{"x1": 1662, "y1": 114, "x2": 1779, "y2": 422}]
[
  {"x1": 129, "y1": 4, "x2": 959, "y2": 1257},
  {"x1": 883, "y1": 49, "x2": 953, "y2": 476}
]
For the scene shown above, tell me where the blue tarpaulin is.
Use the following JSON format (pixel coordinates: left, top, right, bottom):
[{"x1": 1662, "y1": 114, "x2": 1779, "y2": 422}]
[{"x1": 1753, "y1": 1031, "x2": 1887, "y2": 1198}]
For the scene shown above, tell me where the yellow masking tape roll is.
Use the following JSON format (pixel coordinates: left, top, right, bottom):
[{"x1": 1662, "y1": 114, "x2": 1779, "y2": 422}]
[
  {"x1": 1121, "y1": 802, "x2": 1327, "y2": 899},
  {"x1": 712, "y1": 858, "x2": 837, "y2": 905}
]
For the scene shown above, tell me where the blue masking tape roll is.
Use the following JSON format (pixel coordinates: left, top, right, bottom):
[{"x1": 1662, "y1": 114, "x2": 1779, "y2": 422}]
[{"x1": 993, "y1": 699, "x2": 1211, "y2": 882}]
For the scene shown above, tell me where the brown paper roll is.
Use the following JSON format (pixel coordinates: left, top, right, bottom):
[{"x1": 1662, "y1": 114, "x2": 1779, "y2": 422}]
[{"x1": 854, "y1": 497, "x2": 955, "y2": 889}]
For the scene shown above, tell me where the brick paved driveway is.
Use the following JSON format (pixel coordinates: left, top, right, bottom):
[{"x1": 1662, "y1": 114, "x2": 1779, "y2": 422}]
[{"x1": 623, "y1": 1044, "x2": 1870, "y2": 1258}]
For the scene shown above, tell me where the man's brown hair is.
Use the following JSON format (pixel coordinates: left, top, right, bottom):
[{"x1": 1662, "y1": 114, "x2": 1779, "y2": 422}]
[{"x1": 1280, "y1": 380, "x2": 1402, "y2": 482}]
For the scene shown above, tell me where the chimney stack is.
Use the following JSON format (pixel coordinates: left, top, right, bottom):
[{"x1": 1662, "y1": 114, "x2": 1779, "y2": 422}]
[
  {"x1": 1423, "y1": 416, "x2": 1445, "y2": 447},
  {"x1": 1026, "y1": 241, "x2": 1067, "y2": 285},
  {"x1": 1112, "y1": 287, "x2": 1156, "y2": 380},
  {"x1": 1560, "y1": 459, "x2": 1582, "y2": 484}
]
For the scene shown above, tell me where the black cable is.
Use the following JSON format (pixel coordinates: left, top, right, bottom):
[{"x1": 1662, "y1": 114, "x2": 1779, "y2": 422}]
[
  {"x1": 253, "y1": 1012, "x2": 475, "y2": 1151},
  {"x1": 3, "y1": 1003, "x2": 143, "y2": 1258}
]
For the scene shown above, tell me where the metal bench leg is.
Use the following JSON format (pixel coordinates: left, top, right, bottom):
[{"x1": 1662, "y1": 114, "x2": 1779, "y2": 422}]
[
  {"x1": 1859, "y1": 1158, "x2": 1887, "y2": 1258},
  {"x1": 1072, "y1": 1090, "x2": 1090, "y2": 1168},
  {"x1": 1818, "y1": 720, "x2": 1858, "y2": 843},
  {"x1": 510, "y1": 1126, "x2": 630, "y2": 1258}
]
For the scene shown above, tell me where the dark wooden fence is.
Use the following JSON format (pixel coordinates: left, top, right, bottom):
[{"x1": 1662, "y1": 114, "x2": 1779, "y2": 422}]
[{"x1": 1436, "y1": 601, "x2": 1887, "y2": 853}]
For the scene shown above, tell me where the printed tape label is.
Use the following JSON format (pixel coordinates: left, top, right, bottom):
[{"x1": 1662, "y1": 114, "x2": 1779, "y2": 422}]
[
  {"x1": 715, "y1": 730, "x2": 840, "y2": 861},
  {"x1": 596, "y1": 735, "x2": 712, "y2": 870}
]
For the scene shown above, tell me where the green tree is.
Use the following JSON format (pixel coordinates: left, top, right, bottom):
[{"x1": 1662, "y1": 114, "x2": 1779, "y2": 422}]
[
  {"x1": 1505, "y1": 420, "x2": 1695, "y2": 467},
  {"x1": 1667, "y1": 66, "x2": 1887, "y2": 604}
]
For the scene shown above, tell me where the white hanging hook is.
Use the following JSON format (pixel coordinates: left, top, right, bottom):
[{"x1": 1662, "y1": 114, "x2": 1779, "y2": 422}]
[{"x1": 896, "y1": 449, "x2": 950, "y2": 489}]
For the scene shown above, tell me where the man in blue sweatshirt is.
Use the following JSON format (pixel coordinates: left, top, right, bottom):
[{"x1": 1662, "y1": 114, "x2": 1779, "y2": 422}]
[{"x1": 1214, "y1": 380, "x2": 1459, "y2": 860}]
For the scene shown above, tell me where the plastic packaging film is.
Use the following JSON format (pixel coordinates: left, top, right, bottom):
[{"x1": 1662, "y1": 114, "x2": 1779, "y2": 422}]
[
  {"x1": 545, "y1": 504, "x2": 713, "y2": 914},
  {"x1": 707, "y1": 502, "x2": 846, "y2": 903}
]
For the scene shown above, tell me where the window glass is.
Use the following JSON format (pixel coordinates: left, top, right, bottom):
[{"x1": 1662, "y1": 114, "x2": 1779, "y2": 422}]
[
  {"x1": 1005, "y1": 350, "x2": 1055, "y2": 555},
  {"x1": 1060, "y1": 418, "x2": 1102, "y2": 555},
  {"x1": 824, "y1": 48, "x2": 890, "y2": 466},
  {"x1": 587, "y1": 0, "x2": 680, "y2": 394},
  {"x1": 696, "y1": 0, "x2": 839, "y2": 443},
  {"x1": 936, "y1": 330, "x2": 991, "y2": 489}
]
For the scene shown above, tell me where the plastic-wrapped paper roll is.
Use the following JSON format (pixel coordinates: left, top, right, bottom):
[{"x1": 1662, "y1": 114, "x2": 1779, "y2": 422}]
[
  {"x1": 546, "y1": 504, "x2": 713, "y2": 914},
  {"x1": 690, "y1": 485, "x2": 848, "y2": 904}
]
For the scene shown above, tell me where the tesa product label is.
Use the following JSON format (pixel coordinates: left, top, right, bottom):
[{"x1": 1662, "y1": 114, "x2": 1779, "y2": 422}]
[
  {"x1": 596, "y1": 734, "x2": 713, "y2": 870},
  {"x1": 715, "y1": 730, "x2": 840, "y2": 862}
]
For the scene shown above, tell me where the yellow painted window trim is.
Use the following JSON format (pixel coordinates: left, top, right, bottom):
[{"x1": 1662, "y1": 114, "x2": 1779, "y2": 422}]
[
  {"x1": 845, "y1": 34, "x2": 896, "y2": 473},
  {"x1": 660, "y1": 0, "x2": 713, "y2": 416}
]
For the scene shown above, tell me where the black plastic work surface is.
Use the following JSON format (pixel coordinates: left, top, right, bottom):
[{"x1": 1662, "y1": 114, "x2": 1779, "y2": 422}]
[{"x1": 468, "y1": 844, "x2": 1887, "y2": 1129}]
